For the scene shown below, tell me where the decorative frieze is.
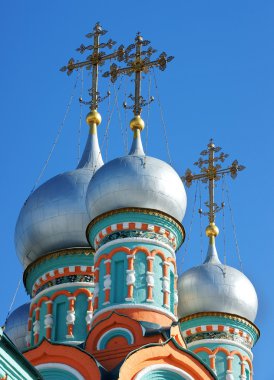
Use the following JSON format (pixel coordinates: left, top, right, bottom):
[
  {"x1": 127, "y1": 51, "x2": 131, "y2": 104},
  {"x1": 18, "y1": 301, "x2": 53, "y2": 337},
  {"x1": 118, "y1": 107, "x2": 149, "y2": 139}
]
[
  {"x1": 182, "y1": 324, "x2": 254, "y2": 349},
  {"x1": 94, "y1": 222, "x2": 177, "y2": 250},
  {"x1": 32, "y1": 265, "x2": 94, "y2": 296}
]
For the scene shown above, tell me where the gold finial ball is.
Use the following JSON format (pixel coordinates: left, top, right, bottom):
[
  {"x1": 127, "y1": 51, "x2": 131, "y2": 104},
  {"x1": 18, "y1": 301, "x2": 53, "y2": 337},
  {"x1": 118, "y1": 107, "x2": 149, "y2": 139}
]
[
  {"x1": 206, "y1": 223, "x2": 219, "y2": 237},
  {"x1": 130, "y1": 115, "x2": 145, "y2": 131},
  {"x1": 86, "y1": 110, "x2": 102, "y2": 126}
]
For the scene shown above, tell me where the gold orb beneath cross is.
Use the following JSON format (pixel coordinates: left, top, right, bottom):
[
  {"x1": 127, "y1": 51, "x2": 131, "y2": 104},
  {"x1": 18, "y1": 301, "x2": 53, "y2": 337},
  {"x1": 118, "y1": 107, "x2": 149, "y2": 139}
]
[
  {"x1": 206, "y1": 223, "x2": 219, "y2": 237},
  {"x1": 130, "y1": 115, "x2": 145, "y2": 131},
  {"x1": 86, "y1": 110, "x2": 102, "y2": 126}
]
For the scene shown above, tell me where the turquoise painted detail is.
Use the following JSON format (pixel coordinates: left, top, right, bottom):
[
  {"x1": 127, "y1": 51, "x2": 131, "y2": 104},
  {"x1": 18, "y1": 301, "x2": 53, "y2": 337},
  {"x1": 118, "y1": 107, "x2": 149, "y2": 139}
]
[
  {"x1": 30, "y1": 285, "x2": 94, "y2": 347},
  {"x1": 215, "y1": 351, "x2": 226, "y2": 380},
  {"x1": 25, "y1": 251, "x2": 94, "y2": 295},
  {"x1": 153, "y1": 254, "x2": 163, "y2": 306},
  {"x1": 137, "y1": 369, "x2": 187, "y2": 379},
  {"x1": 94, "y1": 244, "x2": 176, "y2": 317},
  {"x1": 74, "y1": 293, "x2": 88, "y2": 342},
  {"x1": 187, "y1": 342, "x2": 252, "y2": 380},
  {"x1": 98, "y1": 259, "x2": 106, "y2": 306},
  {"x1": 134, "y1": 252, "x2": 147, "y2": 302},
  {"x1": 39, "y1": 368, "x2": 78, "y2": 379},
  {"x1": 0, "y1": 328, "x2": 42, "y2": 379},
  {"x1": 53, "y1": 295, "x2": 68, "y2": 341},
  {"x1": 180, "y1": 315, "x2": 259, "y2": 345},
  {"x1": 99, "y1": 328, "x2": 133, "y2": 349},
  {"x1": 111, "y1": 252, "x2": 127, "y2": 303},
  {"x1": 88, "y1": 210, "x2": 184, "y2": 250},
  {"x1": 169, "y1": 269, "x2": 175, "y2": 313}
]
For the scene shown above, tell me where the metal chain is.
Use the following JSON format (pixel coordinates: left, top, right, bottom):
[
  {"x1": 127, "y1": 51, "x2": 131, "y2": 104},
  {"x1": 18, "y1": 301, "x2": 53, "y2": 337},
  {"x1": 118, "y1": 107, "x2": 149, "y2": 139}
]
[
  {"x1": 221, "y1": 175, "x2": 227, "y2": 266},
  {"x1": 114, "y1": 82, "x2": 127, "y2": 155},
  {"x1": 198, "y1": 181, "x2": 204, "y2": 262},
  {"x1": 224, "y1": 176, "x2": 244, "y2": 271},
  {"x1": 182, "y1": 181, "x2": 198, "y2": 266},
  {"x1": 3, "y1": 278, "x2": 22, "y2": 328},
  {"x1": 98, "y1": 78, "x2": 124, "y2": 166},
  {"x1": 145, "y1": 72, "x2": 152, "y2": 154},
  {"x1": 123, "y1": 76, "x2": 129, "y2": 153},
  {"x1": 30, "y1": 71, "x2": 80, "y2": 194},
  {"x1": 152, "y1": 68, "x2": 172, "y2": 165},
  {"x1": 105, "y1": 80, "x2": 111, "y2": 162},
  {"x1": 77, "y1": 68, "x2": 84, "y2": 164}
]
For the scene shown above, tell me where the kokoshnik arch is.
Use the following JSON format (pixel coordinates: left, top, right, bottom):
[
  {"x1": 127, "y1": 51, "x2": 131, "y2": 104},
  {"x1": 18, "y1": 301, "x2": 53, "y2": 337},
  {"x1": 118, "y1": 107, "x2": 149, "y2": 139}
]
[{"x1": 1, "y1": 23, "x2": 259, "y2": 380}]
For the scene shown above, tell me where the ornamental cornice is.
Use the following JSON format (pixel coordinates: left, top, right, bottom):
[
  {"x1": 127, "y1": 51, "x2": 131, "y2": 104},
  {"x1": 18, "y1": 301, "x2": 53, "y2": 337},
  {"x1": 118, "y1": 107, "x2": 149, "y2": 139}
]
[
  {"x1": 179, "y1": 312, "x2": 260, "y2": 338},
  {"x1": 86, "y1": 207, "x2": 185, "y2": 247},
  {"x1": 23, "y1": 247, "x2": 94, "y2": 285}
]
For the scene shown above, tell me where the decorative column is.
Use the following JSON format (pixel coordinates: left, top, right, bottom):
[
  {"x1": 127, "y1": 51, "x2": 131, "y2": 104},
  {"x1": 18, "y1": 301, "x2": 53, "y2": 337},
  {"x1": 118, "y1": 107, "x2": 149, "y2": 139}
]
[
  {"x1": 93, "y1": 268, "x2": 99, "y2": 312},
  {"x1": 162, "y1": 261, "x2": 170, "y2": 308},
  {"x1": 86, "y1": 296, "x2": 93, "y2": 332},
  {"x1": 33, "y1": 307, "x2": 40, "y2": 345},
  {"x1": 44, "y1": 300, "x2": 53, "y2": 339},
  {"x1": 66, "y1": 297, "x2": 76, "y2": 338},
  {"x1": 103, "y1": 260, "x2": 111, "y2": 305},
  {"x1": 209, "y1": 354, "x2": 216, "y2": 373},
  {"x1": 86, "y1": 208, "x2": 184, "y2": 328},
  {"x1": 226, "y1": 356, "x2": 234, "y2": 380},
  {"x1": 146, "y1": 256, "x2": 154, "y2": 302},
  {"x1": 126, "y1": 255, "x2": 135, "y2": 301},
  {"x1": 23, "y1": 248, "x2": 95, "y2": 347}
]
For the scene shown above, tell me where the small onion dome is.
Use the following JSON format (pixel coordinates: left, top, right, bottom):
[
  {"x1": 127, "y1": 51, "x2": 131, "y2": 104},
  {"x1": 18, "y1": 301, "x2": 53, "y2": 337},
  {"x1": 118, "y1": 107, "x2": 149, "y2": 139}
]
[
  {"x1": 86, "y1": 119, "x2": 187, "y2": 223},
  {"x1": 5, "y1": 302, "x2": 30, "y2": 352},
  {"x1": 178, "y1": 232, "x2": 258, "y2": 323},
  {"x1": 15, "y1": 111, "x2": 103, "y2": 268}
]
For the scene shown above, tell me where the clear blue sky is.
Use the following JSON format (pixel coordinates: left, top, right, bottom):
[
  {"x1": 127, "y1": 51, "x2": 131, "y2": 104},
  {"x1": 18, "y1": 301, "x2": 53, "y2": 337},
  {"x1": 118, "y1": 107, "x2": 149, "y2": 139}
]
[{"x1": 0, "y1": 1, "x2": 273, "y2": 378}]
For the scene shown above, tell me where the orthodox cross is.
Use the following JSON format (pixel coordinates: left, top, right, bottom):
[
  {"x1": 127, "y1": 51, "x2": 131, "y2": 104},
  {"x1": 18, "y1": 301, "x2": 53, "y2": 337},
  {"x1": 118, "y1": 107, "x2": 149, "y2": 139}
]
[
  {"x1": 60, "y1": 22, "x2": 124, "y2": 111},
  {"x1": 103, "y1": 33, "x2": 174, "y2": 117},
  {"x1": 182, "y1": 139, "x2": 245, "y2": 226}
]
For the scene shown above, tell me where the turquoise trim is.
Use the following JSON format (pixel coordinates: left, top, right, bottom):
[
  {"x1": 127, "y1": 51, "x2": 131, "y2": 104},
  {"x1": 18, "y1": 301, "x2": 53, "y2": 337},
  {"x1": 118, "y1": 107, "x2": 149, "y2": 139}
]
[
  {"x1": 88, "y1": 210, "x2": 184, "y2": 250},
  {"x1": 180, "y1": 315, "x2": 259, "y2": 344},
  {"x1": 94, "y1": 245, "x2": 176, "y2": 317},
  {"x1": 0, "y1": 328, "x2": 42, "y2": 379},
  {"x1": 25, "y1": 252, "x2": 94, "y2": 295},
  {"x1": 188, "y1": 342, "x2": 252, "y2": 380},
  {"x1": 137, "y1": 369, "x2": 187, "y2": 379},
  {"x1": 99, "y1": 328, "x2": 133, "y2": 350},
  {"x1": 39, "y1": 368, "x2": 78, "y2": 379}
]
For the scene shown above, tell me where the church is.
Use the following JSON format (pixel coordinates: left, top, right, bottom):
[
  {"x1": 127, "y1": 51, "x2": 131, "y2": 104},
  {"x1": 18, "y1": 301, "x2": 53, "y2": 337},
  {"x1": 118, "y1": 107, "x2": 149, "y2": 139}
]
[{"x1": 0, "y1": 23, "x2": 259, "y2": 380}]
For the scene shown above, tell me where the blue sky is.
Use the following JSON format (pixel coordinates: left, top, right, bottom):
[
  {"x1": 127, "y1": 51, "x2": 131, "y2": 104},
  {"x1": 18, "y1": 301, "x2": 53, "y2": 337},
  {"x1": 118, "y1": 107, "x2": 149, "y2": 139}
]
[{"x1": 0, "y1": 1, "x2": 273, "y2": 378}]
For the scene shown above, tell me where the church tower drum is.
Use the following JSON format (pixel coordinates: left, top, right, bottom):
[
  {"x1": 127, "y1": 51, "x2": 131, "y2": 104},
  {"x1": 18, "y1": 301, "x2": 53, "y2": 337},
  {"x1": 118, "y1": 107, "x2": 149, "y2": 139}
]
[{"x1": 178, "y1": 141, "x2": 259, "y2": 380}]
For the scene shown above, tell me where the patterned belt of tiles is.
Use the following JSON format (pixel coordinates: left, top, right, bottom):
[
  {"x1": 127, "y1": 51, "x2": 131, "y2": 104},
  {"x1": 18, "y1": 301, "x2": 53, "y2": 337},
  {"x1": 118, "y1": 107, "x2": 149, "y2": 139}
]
[
  {"x1": 94, "y1": 222, "x2": 176, "y2": 250},
  {"x1": 182, "y1": 325, "x2": 253, "y2": 348},
  {"x1": 32, "y1": 265, "x2": 94, "y2": 296}
]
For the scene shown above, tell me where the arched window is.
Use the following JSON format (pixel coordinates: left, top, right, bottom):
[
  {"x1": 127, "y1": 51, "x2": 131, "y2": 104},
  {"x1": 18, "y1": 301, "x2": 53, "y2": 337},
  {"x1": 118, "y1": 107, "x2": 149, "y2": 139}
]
[
  {"x1": 111, "y1": 252, "x2": 127, "y2": 303},
  {"x1": 134, "y1": 252, "x2": 147, "y2": 303},
  {"x1": 37, "y1": 363, "x2": 84, "y2": 380},
  {"x1": 52, "y1": 295, "x2": 68, "y2": 341},
  {"x1": 215, "y1": 351, "x2": 227, "y2": 379},
  {"x1": 97, "y1": 328, "x2": 134, "y2": 350},
  {"x1": 134, "y1": 364, "x2": 194, "y2": 380},
  {"x1": 153, "y1": 254, "x2": 163, "y2": 306},
  {"x1": 74, "y1": 293, "x2": 88, "y2": 342},
  {"x1": 169, "y1": 269, "x2": 175, "y2": 313}
]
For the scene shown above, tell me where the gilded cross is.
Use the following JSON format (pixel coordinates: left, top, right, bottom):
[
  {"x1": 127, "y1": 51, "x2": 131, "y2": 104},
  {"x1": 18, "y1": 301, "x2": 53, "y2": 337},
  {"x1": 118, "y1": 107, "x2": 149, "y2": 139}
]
[
  {"x1": 103, "y1": 33, "x2": 174, "y2": 117},
  {"x1": 60, "y1": 22, "x2": 124, "y2": 111},
  {"x1": 182, "y1": 139, "x2": 245, "y2": 225}
]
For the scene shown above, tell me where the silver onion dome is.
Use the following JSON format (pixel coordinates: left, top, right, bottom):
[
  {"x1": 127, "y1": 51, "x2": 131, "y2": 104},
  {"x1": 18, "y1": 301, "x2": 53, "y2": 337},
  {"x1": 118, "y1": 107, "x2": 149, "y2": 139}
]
[
  {"x1": 178, "y1": 238, "x2": 258, "y2": 322},
  {"x1": 15, "y1": 129, "x2": 103, "y2": 268},
  {"x1": 86, "y1": 130, "x2": 187, "y2": 222},
  {"x1": 5, "y1": 302, "x2": 30, "y2": 352}
]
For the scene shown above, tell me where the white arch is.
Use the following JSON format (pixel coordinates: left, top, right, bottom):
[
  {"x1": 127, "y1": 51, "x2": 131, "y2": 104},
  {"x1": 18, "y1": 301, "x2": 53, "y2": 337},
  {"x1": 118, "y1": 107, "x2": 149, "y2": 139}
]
[
  {"x1": 36, "y1": 363, "x2": 85, "y2": 380},
  {"x1": 96, "y1": 327, "x2": 134, "y2": 350},
  {"x1": 134, "y1": 364, "x2": 195, "y2": 380}
]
